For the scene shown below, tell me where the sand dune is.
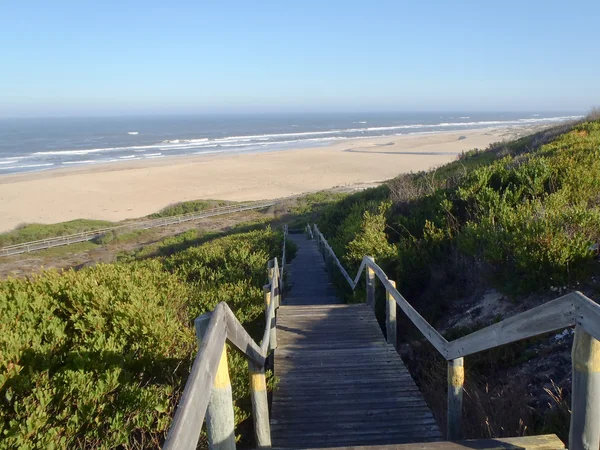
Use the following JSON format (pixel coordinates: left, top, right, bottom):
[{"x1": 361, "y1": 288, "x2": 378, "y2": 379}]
[{"x1": 0, "y1": 127, "x2": 532, "y2": 232}]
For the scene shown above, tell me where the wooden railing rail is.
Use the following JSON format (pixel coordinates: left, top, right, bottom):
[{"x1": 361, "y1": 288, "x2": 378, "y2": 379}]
[
  {"x1": 279, "y1": 225, "x2": 287, "y2": 294},
  {"x1": 163, "y1": 226, "x2": 288, "y2": 450},
  {"x1": 312, "y1": 223, "x2": 600, "y2": 449}
]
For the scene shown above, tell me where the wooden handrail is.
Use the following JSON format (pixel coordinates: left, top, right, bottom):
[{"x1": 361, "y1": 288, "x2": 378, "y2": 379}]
[
  {"x1": 312, "y1": 224, "x2": 600, "y2": 357},
  {"x1": 163, "y1": 226, "x2": 288, "y2": 450},
  {"x1": 312, "y1": 223, "x2": 600, "y2": 448}
]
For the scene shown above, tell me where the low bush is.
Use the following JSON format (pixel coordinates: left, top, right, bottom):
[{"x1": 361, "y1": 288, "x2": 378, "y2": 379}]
[
  {"x1": 148, "y1": 199, "x2": 231, "y2": 218},
  {"x1": 0, "y1": 227, "x2": 283, "y2": 449},
  {"x1": 319, "y1": 119, "x2": 600, "y2": 304}
]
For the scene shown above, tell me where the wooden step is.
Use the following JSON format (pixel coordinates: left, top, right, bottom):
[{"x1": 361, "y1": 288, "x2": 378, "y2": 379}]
[{"x1": 267, "y1": 434, "x2": 565, "y2": 450}]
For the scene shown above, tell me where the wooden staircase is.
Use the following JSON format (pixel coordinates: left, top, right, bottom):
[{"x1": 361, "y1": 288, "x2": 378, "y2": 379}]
[
  {"x1": 271, "y1": 233, "x2": 442, "y2": 447},
  {"x1": 164, "y1": 224, "x2": 597, "y2": 450}
]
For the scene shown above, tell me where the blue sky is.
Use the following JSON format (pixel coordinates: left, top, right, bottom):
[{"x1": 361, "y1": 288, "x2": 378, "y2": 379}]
[{"x1": 1, "y1": 0, "x2": 599, "y2": 117}]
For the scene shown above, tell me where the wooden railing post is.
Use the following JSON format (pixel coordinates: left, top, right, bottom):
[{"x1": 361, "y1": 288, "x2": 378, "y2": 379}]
[
  {"x1": 274, "y1": 270, "x2": 280, "y2": 309},
  {"x1": 248, "y1": 362, "x2": 271, "y2": 447},
  {"x1": 386, "y1": 280, "x2": 397, "y2": 349},
  {"x1": 195, "y1": 313, "x2": 236, "y2": 450},
  {"x1": 267, "y1": 260, "x2": 279, "y2": 308},
  {"x1": 267, "y1": 260, "x2": 274, "y2": 282},
  {"x1": 447, "y1": 357, "x2": 464, "y2": 440},
  {"x1": 569, "y1": 325, "x2": 600, "y2": 450},
  {"x1": 366, "y1": 256, "x2": 375, "y2": 309},
  {"x1": 264, "y1": 285, "x2": 277, "y2": 350}
]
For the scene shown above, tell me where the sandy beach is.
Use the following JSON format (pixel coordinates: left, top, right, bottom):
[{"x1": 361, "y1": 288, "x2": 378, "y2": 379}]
[{"x1": 0, "y1": 126, "x2": 537, "y2": 232}]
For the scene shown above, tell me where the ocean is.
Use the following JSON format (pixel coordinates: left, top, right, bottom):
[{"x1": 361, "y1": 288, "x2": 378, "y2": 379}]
[{"x1": 0, "y1": 112, "x2": 582, "y2": 175}]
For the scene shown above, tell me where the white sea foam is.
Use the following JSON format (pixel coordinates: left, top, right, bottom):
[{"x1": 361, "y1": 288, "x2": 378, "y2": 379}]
[
  {"x1": 32, "y1": 115, "x2": 580, "y2": 159},
  {"x1": 194, "y1": 149, "x2": 228, "y2": 155},
  {"x1": 62, "y1": 160, "x2": 103, "y2": 165},
  {"x1": 0, "y1": 163, "x2": 54, "y2": 170},
  {"x1": 119, "y1": 155, "x2": 136, "y2": 159},
  {"x1": 0, "y1": 156, "x2": 26, "y2": 164}
]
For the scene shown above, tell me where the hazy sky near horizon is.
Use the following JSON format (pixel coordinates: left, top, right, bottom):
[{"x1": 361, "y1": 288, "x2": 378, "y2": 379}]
[{"x1": 1, "y1": 0, "x2": 599, "y2": 117}]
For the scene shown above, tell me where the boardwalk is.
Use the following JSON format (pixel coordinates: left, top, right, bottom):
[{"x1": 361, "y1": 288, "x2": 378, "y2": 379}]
[{"x1": 271, "y1": 233, "x2": 442, "y2": 447}]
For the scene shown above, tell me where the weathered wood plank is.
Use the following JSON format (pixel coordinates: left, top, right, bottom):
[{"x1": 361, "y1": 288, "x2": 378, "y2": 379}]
[
  {"x1": 269, "y1": 434, "x2": 564, "y2": 450},
  {"x1": 271, "y1": 419, "x2": 440, "y2": 434},
  {"x1": 276, "y1": 340, "x2": 386, "y2": 349},
  {"x1": 273, "y1": 392, "x2": 428, "y2": 404},
  {"x1": 222, "y1": 303, "x2": 265, "y2": 366},
  {"x1": 276, "y1": 364, "x2": 413, "y2": 374},
  {"x1": 272, "y1": 437, "x2": 443, "y2": 448},
  {"x1": 277, "y1": 329, "x2": 383, "y2": 337},
  {"x1": 275, "y1": 377, "x2": 419, "y2": 388},
  {"x1": 271, "y1": 408, "x2": 434, "y2": 421},
  {"x1": 274, "y1": 424, "x2": 442, "y2": 439},
  {"x1": 445, "y1": 294, "x2": 578, "y2": 359},
  {"x1": 275, "y1": 361, "x2": 409, "y2": 372},
  {"x1": 272, "y1": 394, "x2": 430, "y2": 405},
  {"x1": 278, "y1": 303, "x2": 366, "y2": 310}
]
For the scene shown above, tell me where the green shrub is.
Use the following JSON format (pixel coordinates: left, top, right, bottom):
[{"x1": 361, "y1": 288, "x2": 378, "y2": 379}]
[
  {"x1": 0, "y1": 227, "x2": 283, "y2": 449},
  {"x1": 0, "y1": 261, "x2": 194, "y2": 449},
  {"x1": 319, "y1": 119, "x2": 600, "y2": 297},
  {"x1": 148, "y1": 199, "x2": 231, "y2": 218}
]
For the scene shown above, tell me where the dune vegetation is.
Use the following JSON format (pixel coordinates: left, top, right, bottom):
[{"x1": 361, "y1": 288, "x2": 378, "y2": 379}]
[
  {"x1": 314, "y1": 117, "x2": 600, "y2": 439},
  {"x1": 147, "y1": 199, "x2": 233, "y2": 219},
  {"x1": 318, "y1": 117, "x2": 600, "y2": 309},
  {"x1": 0, "y1": 228, "x2": 285, "y2": 449}
]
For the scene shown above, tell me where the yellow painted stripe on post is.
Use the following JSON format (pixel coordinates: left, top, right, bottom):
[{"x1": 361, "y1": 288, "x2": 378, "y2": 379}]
[
  {"x1": 573, "y1": 328, "x2": 600, "y2": 373},
  {"x1": 249, "y1": 370, "x2": 267, "y2": 392},
  {"x1": 213, "y1": 346, "x2": 231, "y2": 389},
  {"x1": 449, "y1": 365, "x2": 464, "y2": 387}
]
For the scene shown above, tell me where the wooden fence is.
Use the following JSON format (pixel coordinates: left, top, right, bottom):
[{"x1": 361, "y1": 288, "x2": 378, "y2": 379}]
[
  {"x1": 162, "y1": 226, "x2": 287, "y2": 450},
  {"x1": 312, "y1": 223, "x2": 600, "y2": 450},
  {"x1": 0, "y1": 199, "x2": 280, "y2": 257}
]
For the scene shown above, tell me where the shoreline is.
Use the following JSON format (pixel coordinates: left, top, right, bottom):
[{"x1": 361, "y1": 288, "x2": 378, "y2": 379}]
[
  {"x1": 0, "y1": 124, "x2": 538, "y2": 183},
  {"x1": 0, "y1": 125, "x2": 548, "y2": 232}
]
